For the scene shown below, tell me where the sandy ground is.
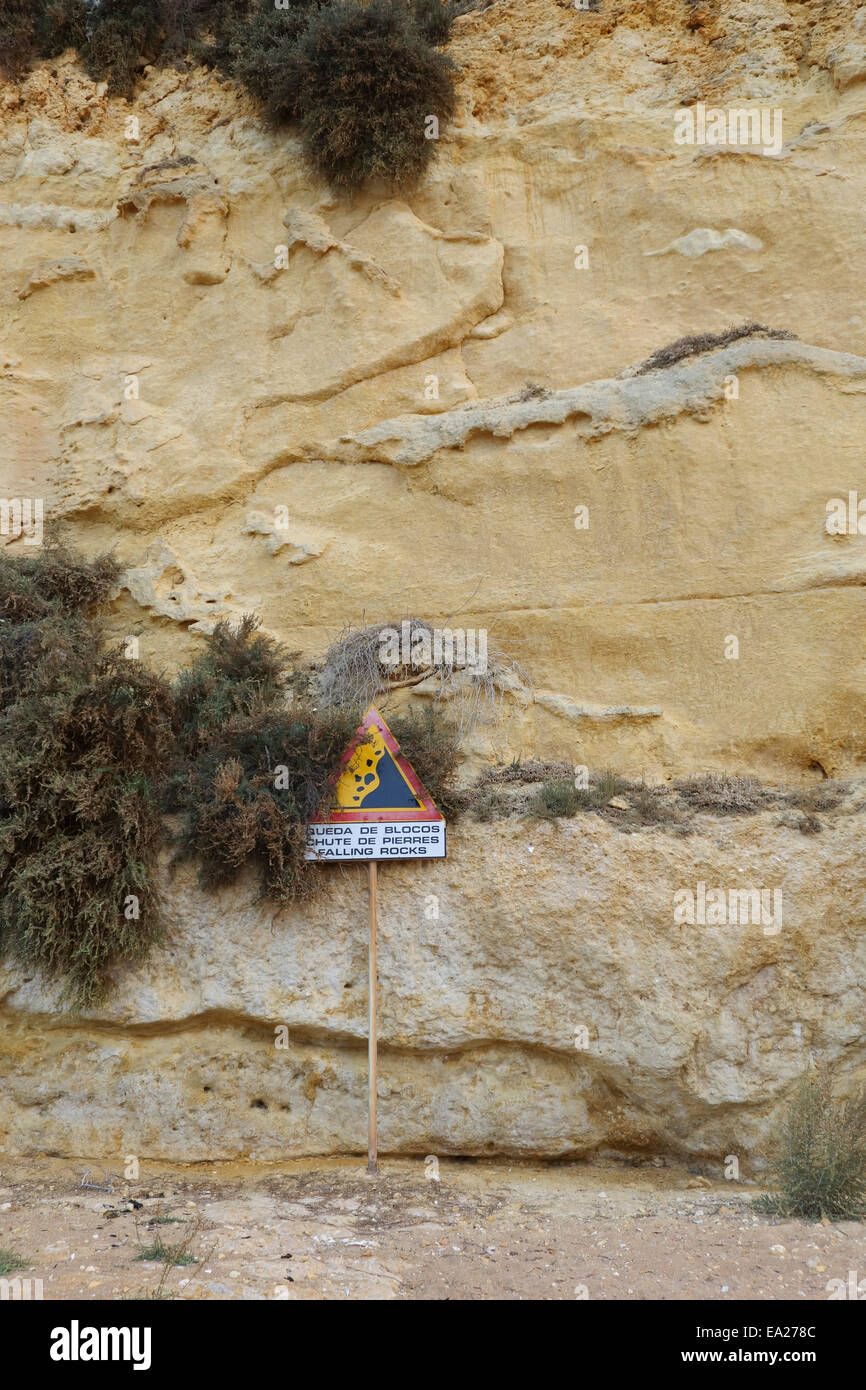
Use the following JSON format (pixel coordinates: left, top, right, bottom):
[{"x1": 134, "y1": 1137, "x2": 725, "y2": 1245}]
[{"x1": 0, "y1": 1156, "x2": 863, "y2": 1301}]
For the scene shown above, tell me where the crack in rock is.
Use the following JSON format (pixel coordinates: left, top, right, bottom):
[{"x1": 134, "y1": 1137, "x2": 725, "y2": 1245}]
[{"x1": 282, "y1": 205, "x2": 402, "y2": 297}]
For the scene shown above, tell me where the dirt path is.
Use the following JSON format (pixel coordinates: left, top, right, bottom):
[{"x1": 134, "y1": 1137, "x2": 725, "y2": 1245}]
[{"x1": 1, "y1": 1156, "x2": 862, "y2": 1301}]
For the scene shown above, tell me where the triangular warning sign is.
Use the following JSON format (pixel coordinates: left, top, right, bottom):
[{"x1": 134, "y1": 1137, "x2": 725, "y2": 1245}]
[{"x1": 320, "y1": 705, "x2": 444, "y2": 823}]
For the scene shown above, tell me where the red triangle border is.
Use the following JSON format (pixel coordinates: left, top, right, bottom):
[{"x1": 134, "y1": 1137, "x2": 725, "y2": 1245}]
[{"x1": 316, "y1": 704, "x2": 444, "y2": 823}]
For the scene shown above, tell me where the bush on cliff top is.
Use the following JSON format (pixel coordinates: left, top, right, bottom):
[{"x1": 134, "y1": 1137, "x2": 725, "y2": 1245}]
[
  {"x1": 0, "y1": 0, "x2": 86, "y2": 78},
  {"x1": 1, "y1": 0, "x2": 458, "y2": 192},
  {"x1": 287, "y1": 0, "x2": 456, "y2": 192},
  {"x1": 221, "y1": 0, "x2": 325, "y2": 123},
  {"x1": 79, "y1": 0, "x2": 166, "y2": 95}
]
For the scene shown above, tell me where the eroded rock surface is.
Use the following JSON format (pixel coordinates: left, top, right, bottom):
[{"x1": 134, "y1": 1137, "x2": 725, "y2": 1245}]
[{"x1": 2, "y1": 816, "x2": 864, "y2": 1161}]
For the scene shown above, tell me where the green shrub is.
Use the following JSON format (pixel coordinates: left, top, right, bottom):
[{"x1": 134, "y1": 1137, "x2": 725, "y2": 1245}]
[
  {"x1": 472, "y1": 788, "x2": 509, "y2": 822},
  {"x1": 0, "y1": 1249, "x2": 27, "y2": 1277},
  {"x1": 80, "y1": 0, "x2": 165, "y2": 95},
  {"x1": 0, "y1": 0, "x2": 39, "y2": 76},
  {"x1": 292, "y1": 0, "x2": 457, "y2": 191},
  {"x1": 593, "y1": 768, "x2": 623, "y2": 803},
  {"x1": 0, "y1": 0, "x2": 87, "y2": 78},
  {"x1": 756, "y1": 1068, "x2": 866, "y2": 1221},
  {"x1": 135, "y1": 1237, "x2": 197, "y2": 1265},
  {"x1": 0, "y1": 544, "x2": 115, "y2": 712},
  {"x1": 530, "y1": 778, "x2": 591, "y2": 821},
  {"x1": 0, "y1": 0, "x2": 254, "y2": 89},
  {"x1": 0, "y1": 542, "x2": 119, "y2": 627},
  {"x1": 167, "y1": 615, "x2": 354, "y2": 898},
  {"x1": 170, "y1": 702, "x2": 361, "y2": 899},
  {"x1": 224, "y1": 0, "x2": 455, "y2": 142},
  {"x1": 224, "y1": 0, "x2": 325, "y2": 122},
  {"x1": 409, "y1": 0, "x2": 455, "y2": 46},
  {"x1": 631, "y1": 780, "x2": 679, "y2": 826},
  {"x1": 161, "y1": 0, "x2": 247, "y2": 57},
  {"x1": 82, "y1": 0, "x2": 255, "y2": 92},
  {"x1": 0, "y1": 543, "x2": 173, "y2": 1008},
  {"x1": 674, "y1": 772, "x2": 769, "y2": 815},
  {"x1": 170, "y1": 613, "x2": 291, "y2": 757}
]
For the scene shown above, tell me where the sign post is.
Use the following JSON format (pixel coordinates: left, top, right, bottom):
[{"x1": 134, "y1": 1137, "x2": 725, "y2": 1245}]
[
  {"x1": 368, "y1": 860, "x2": 378, "y2": 1174},
  {"x1": 305, "y1": 704, "x2": 446, "y2": 1175}
]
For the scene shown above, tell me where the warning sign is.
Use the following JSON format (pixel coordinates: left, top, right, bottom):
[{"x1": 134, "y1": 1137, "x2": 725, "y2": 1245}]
[{"x1": 305, "y1": 704, "x2": 446, "y2": 860}]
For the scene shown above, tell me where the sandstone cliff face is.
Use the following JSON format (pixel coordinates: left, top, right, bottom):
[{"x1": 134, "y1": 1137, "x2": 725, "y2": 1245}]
[
  {"x1": 2, "y1": 812, "x2": 865, "y2": 1164},
  {"x1": 2, "y1": 0, "x2": 866, "y2": 1160},
  {"x1": 3, "y1": 0, "x2": 866, "y2": 778}
]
